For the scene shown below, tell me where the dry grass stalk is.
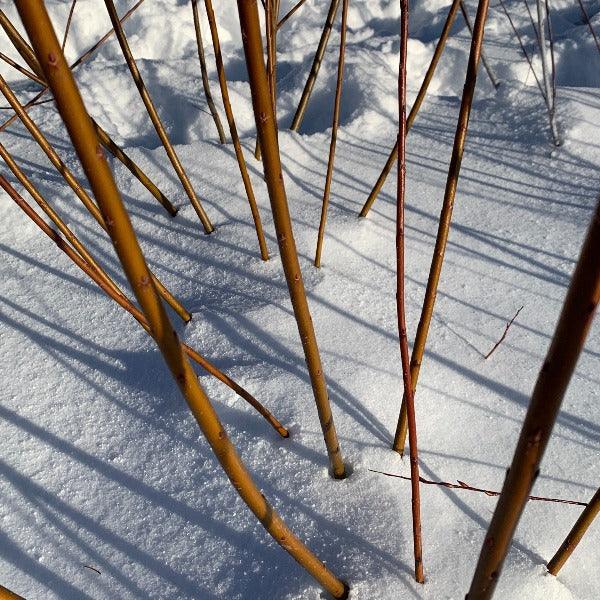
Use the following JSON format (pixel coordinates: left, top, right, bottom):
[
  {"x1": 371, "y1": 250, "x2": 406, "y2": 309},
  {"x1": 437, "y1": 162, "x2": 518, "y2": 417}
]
[
  {"x1": 396, "y1": 0, "x2": 424, "y2": 583},
  {"x1": 467, "y1": 198, "x2": 600, "y2": 598},
  {"x1": 547, "y1": 487, "x2": 600, "y2": 575},
  {"x1": 204, "y1": 0, "x2": 270, "y2": 260},
  {"x1": 237, "y1": 0, "x2": 348, "y2": 483},
  {"x1": 191, "y1": 0, "x2": 227, "y2": 143},
  {"x1": 103, "y1": 0, "x2": 215, "y2": 233},
  {"x1": 484, "y1": 305, "x2": 524, "y2": 359},
  {"x1": 0, "y1": 174, "x2": 288, "y2": 438},
  {"x1": 314, "y1": 0, "x2": 348, "y2": 268},
  {"x1": 16, "y1": 3, "x2": 345, "y2": 594},
  {"x1": 393, "y1": 0, "x2": 493, "y2": 455},
  {"x1": 0, "y1": 73, "x2": 190, "y2": 322},
  {"x1": 289, "y1": 0, "x2": 342, "y2": 131},
  {"x1": 359, "y1": 0, "x2": 461, "y2": 218}
]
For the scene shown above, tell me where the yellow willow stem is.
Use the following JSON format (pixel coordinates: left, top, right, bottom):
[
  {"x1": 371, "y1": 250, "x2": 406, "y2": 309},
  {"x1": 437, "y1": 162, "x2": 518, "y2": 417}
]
[
  {"x1": 290, "y1": 0, "x2": 342, "y2": 131},
  {"x1": 0, "y1": 74, "x2": 190, "y2": 322},
  {"x1": 393, "y1": 0, "x2": 491, "y2": 455},
  {"x1": 314, "y1": 0, "x2": 348, "y2": 268},
  {"x1": 547, "y1": 487, "x2": 600, "y2": 576},
  {"x1": 0, "y1": 582, "x2": 26, "y2": 600},
  {"x1": 103, "y1": 0, "x2": 214, "y2": 233},
  {"x1": 191, "y1": 0, "x2": 227, "y2": 143},
  {"x1": 359, "y1": 0, "x2": 461, "y2": 218},
  {"x1": 0, "y1": 174, "x2": 288, "y2": 439},
  {"x1": 1, "y1": 29, "x2": 179, "y2": 218},
  {"x1": 204, "y1": 0, "x2": 270, "y2": 260},
  {"x1": 16, "y1": 4, "x2": 346, "y2": 597},
  {"x1": 0, "y1": 0, "x2": 148, "y2": 136},
  {"x1": 0, "y1": 141, "x2": 123, "y2": 300},
  {"x1": 237, "y1": 0, "x2": 347, "y2": 480},
  {"x1": 467, "y1": 197, "x2": 600, "y2": 599}
]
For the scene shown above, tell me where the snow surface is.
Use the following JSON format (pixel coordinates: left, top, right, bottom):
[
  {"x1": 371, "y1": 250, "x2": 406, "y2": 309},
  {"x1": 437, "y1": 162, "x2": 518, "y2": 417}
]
[{"x1": 0, "y1": 0, "x2": 599, "y2": 598}]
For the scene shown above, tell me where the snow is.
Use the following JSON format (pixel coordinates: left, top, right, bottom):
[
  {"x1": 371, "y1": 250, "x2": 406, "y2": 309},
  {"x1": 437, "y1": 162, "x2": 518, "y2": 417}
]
[{"x1": 0, "y1": 0, "x2": 598, "y2": 598}]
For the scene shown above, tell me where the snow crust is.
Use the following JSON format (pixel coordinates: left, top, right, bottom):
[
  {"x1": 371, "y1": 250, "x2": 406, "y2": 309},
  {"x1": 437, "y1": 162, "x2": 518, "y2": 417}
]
[{"x1": 0, "y1": 0, "x2": 598, "y2": 598}]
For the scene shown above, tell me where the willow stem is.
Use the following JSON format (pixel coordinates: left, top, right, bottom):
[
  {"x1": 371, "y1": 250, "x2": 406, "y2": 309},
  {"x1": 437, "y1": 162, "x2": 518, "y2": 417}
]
[
  {"x1": 396, "y1": 0, "x2": 424, "y2": 583},
  {"x1": 0, "y1": 174, "x2": 288, "y2": 438},
  {"x1": 314, "y1": 0, "x2": 348, "y2": 268},
  {"x1": 191, "y1": 0, "x2": 227, "y2": 143},
  {"x1": 0, "y1": 74, "x2": 190, "y2": 322},
  {"x1": 289, "y1": 0, "x2": 342, "y2": 131},
  {"x1": 237, "y1": 0, "x2": 348, "y2": 482},
  {"x1": 0, "y1": 583, "x2": 26, "y2": 600},
  {"x1": 16, "y1": 4, "x2": 342, "y2": 596},
  {"x1": 0, "y1": 0, "x2": 148, "y2": 135},
  {"x1": 204, "y1": 0, "x2": 270, "y2": 260},
  {"x1": 103, "y1": 0, "x2": 215, "y2": 233},
  {"x1": 358, "y1": 0, "x2": 461, "y2": 218},
  {"x1": 0, "y1": 141, "x2": 122, "y2": 300},
  {"x1": 393, "y1": 0, "x2": 491, "y2": 455},
  {"x1": 547, "y1": 487, "x2": 600, "y2": 576},
  {"x1": 61, "y1": 0, "x2": 78, "y2": 51},
  {"x1": 467, "y1": 198, "x2": 600, "y2": 599},
  {"x1": 278, "y1": 0, "x2": 310, "y2": 29}
]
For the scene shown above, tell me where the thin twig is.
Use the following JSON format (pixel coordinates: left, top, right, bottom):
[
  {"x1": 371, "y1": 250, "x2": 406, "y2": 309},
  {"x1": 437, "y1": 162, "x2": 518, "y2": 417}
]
[
  {"x1": 82, "y1": 565, "x2": 101, "y2": 575},
  {"x1": 576, "y1": 0, "x2": 600, "y2": 55},
  {"x1": 368, "y1": 469, "x2": 588, "y2": 506},
  {"x1": 278, "y1": 0, "x2": 310, "y2": 29},
  {"x1": 61, "y1": 0, "x2": 78, "y2": 51},
  {"x1": 484, "y1": 305, "x2": 523, "y2": 359}
]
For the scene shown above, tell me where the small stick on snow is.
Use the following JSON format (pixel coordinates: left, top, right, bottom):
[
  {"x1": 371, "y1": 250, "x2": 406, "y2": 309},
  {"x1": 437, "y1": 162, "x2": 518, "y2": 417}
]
[
  {"x1": 483, "y1": 305, "x2": 524, "y2": 359},
  {"x1": 359, "y1": 0, "x2": 462, "y2": 218},
  {"x1": 547, "y1": 486, "x2": 600, "y2": 575},
  {"x1": 103, "y1": 0, "x2": 215, "y2": 233},
  {"x1": 396, "y1": 0, "x2": 424, "y2": 583},
  {"x1": 192, "y1": 0, "x2": 227, "y2": 143},
  {"x1": 368, "y1": 469, "x2": 589, "y2": 506},
  {"x1": 204, "y1": 0, "x2": 269, "y2": 260},
  {"x1": 314, "y1": 0, "x2": 348, "y2": 268},
  {"x1": 467, "y1": 197, "x2": 600, "y2": 598},
  {"x1": 393, "y1": 0, "x2": 493, "y2": 456},
  {"x1": 82, "y1": 565, "x2": 101, "y2": 575}
]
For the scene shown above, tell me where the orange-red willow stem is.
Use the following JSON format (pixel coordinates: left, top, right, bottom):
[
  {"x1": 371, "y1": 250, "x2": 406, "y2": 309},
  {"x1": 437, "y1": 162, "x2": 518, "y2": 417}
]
[{"x1": 396, "y1": 0, "x2": 423, "y2": 584}]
